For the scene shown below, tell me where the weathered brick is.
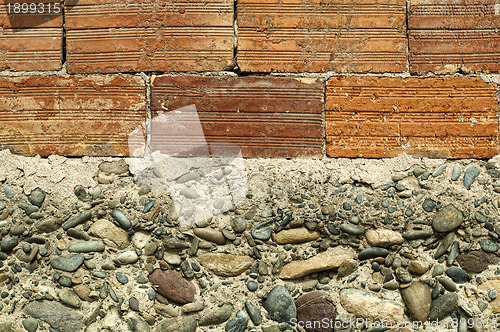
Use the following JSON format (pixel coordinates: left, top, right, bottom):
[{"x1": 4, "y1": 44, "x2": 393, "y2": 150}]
[
  {"x1": 237, "y1": 0, "x2": 406, "y2": 73},
  {"x1": 409, "y1": 0, "x2": 500, "y2": 74},
  {"x1": 151, "y1": 75, "x2": 323, "y2": 157},
  {"x1": 0, "y1": 75, "x2": 146, "y2": 156},
  {"x1": 326, "y1": 77, "x2": 499, "y2": 158},
  {"x1": 0, "y1": 0, "x2": 62, "y2": 71},
  {"x1": 65, "y1": 0, "x2": 234, "y2": 73}
]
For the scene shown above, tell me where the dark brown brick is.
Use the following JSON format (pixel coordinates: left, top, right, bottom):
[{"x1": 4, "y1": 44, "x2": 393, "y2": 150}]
[
  {"x1": 151, "y1": 75, "x2": 323, "y2": 157},
  {"x1": 326, "y1": 76, "x2": 499, "y2": 158},
  {"x1": 237, "y1": 0, "x2": 407, "y2": 73},
  {"x1": 409, "y1": 0, "x2": 500, "y2": 74},
  {"x1": 0, "y1": 75, "x2": 146, "y2": 156},
  {"x1": 65, "y1": 0, "x2": 234, "y2": 73}
]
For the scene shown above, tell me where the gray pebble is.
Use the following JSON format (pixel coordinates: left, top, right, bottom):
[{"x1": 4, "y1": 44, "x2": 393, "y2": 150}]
[
  {"x1": 111, "y1": 210, "x2": 132, "y2": 229},
  {"x1": 251, "y1": 221, "x2": 274, "y2": 241},
  {"x1": 116, "y1": 272, "x2": 129, "y2": 285},
  {"x1": 451, "y1": 165, "x2": 461, "y2": 181},
  {"x1": 231, "y1": 217, "x2": 247, "y2": 233},
  {"x1": 262, "y1": 286, "x2": 296, "y2": 323},
  {"x1": 22, "y1": 318, "x2": 38, "y2": 332},
  {"x1": 247, "y1": 281, "x2": 258, "y2": 292},
  {"x1": 422, "y1": 198, "x2": 436, "y2": 212},
  {"x1": 74, "y1": 185, "x2": 89, "y2": 202},
  {"x1": 92, "y1": 188, "x2": 102, "y2": 200},
  {"x1": 439, "y1": 277, "x2": 457, "y2": 292},
  {"x1": 480, "y1": 239, "x2": 499, "y2": 253},
  {"x1": 432, "y1": 164, "x2": 447, "y2": 177},
  {"x1": 488, "y1": 289, "x2": 498, "y2": 300},
  {"x1": 225, "y1": 310, "x2": 249, "y2": 332},
  {"x1": 62, "y1": 211, "x2": 92, "y2": 231},
  {"x1": 358, "y1": 247, "x2": 389, "y2": 260},
  {"x1": 340, "y1": 224, "x2": 364, "y2": 235},
  {"x1": 28, "y1": 188, "x2": 46, "y2": 208},
  {"x1": 3, "y1": 184, "x2": 13, "y2": 199},
  {"x1": 68, "y1": 241, "x2": 105, "y2": 253},
  {"x1": 18, "y1": 203, "x2": 39, "y2": 216},
  {"x1": 245, "y1": 301, "x2": 262, "y2": 326},
  {"x1": 50, "y1": 254, "x2": 84, "y2": 272},
  {"x1": 0, "y1": 237, "x2": 18, "y2": 252},
  {"x1": 463, "y1": 166, "x2": 480, "y2": 189},
  {"x1": 129, "y1": 297, "x2": 140, "y2": 311},
  {"x1": 446, "y1": 267, "x2": 469, "y2": 283}
]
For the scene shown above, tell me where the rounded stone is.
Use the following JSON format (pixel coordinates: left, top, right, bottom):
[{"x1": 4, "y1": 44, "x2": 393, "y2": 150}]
[
  {"x1": 111, "y1": 209, "x2": 132, "y2": 229},
  {"x1": 28, "y1": 188, "x2": 46, "y2": 207},
  {"x1": 251, "y1": 221, "x2": 275, "y2": 241},
  {"x1": 0, "y1": 237, "x2": 18, "y2": 252},
  {"x1": 117, "y1": 251, "x2": 139, "y2": 264},
  {"x1": 129, "y1": 297, "x2": 140, "y2": 311},
  {"x1": 148, "y1": 269, "x2": 196, "y2": 304},
  {"x1": 295, "y1": 291, "x2": 336, "y2": 332},
  {"x1": 22, "y1": 318, "x2": 38, "y2": 332},
  {"x1": 446, "y1": 267, "x2": 469, "y2": 284},
  {"x1": 432, "y1": 204, "x2": 464, "y2": 232},
  {"x1": 358, "y1": 247, "x2": 389, "y2": 260},
  {"x1": 422, "y1": 198, "x2": 436, "y2": 212},
  {"x1": 116, "y1": 272, "x2": 129, "y2": 285},
  {"x1": 247, "y1": 281, "x2": 258, "y2": 292},
  {"x1": 480, "y1": 239, "x2": 499, "y2": 253},
  {"x1": 263, "y1": 286, "x2": 296, "y2": 323},
  {"x1": 225, "y1": 310, "x2": 248, "y2": 332},
  {"x1": 231, "y1": 217, "x2": 247, "y2": 233}
]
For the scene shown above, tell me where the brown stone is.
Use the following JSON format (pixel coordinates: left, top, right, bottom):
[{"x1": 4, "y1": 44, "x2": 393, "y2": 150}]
[
  {"x1": 73, "y1": 284, "x2": 93, "y2": 302},
  {"x1": 151, "y1": 75, "x2": 323, "y2": 157},
  {"x1": 407, "y1": 260, "x2": 430, "y2": 275},
  {"x1": 273, "y1": 228, "x2": 321, "y2": 244},
  {"x1": 0, "y1": 1, "x2": 62, "y2": 71},
  {"x1": 148, "y1": 269, "x2": 196, "y2": 304},
  {"x1": 408, "y1": 0, "x2": 500, "y2": 74},
  {"x1": 196, "y1": 253, "x2": 254, "y2": 277},
  {"x1": 326, "y1": 76, "x2": 499, "y2": 158},
  {"x1": 237, "y1": 0, "x2": 407, "y2": 73},
  {"x1": 400, "y1": 281, "x2": 431, "y2": 322},
  {"x1": 295, "y1": 292, "x2": 336, "y2": 332},
  {"x1": 65, "y1": 0, "x2": 234, "y2": 73},
  {"x1": 193, "y1": 228, "x2": 226, "y2": 245},
  {"x1": 0, "y1": 75, "x2": 146, "y2": 157},
  {"x1": 365, "y1": 229, "x2": 404, "y2": 248},
  {"x1": 456, "y1": 250, "x2": 500, "y2": 274}
]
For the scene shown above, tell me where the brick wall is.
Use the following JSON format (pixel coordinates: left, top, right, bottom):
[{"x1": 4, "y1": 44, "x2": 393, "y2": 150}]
[{"x1": 0, "y1": 0, "x2": 499, "y2": 158}]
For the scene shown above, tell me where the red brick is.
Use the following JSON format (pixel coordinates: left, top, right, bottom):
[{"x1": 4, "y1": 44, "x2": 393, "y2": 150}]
[
  {"x1": 0, "y1": 0, "x2": 62, "y2": 71},
  {"x1": 409, "y1": 0, "x2": 500, "y2": 74},
  {"x1": 237, "y1": 0, "x2": 406, "y2": 73},
  {"x1": 65, "y1": 0, "x2": 234, "y2": 73},
  {"x1": 151, "y1": 75, "x2": 323, "y2": 157},
  {"x1": 326, "y1": 77, "x2": 499, "y2": 158},
  {"x1": 0, "y1": 75, "x2": 146, "y2": 156}
]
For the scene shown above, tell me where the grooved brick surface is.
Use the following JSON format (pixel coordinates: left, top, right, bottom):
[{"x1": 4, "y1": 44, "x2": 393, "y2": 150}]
[
  {"x1": 409, "y1": 0, "x2": 500, "y2": 74},
  {"x1": 0, "y1": 0, "x2": 62, "y2": 71},
  {"x1": 0, "y1": 75, "x2": 146, "y2": 156},
  {"x1": 237, "y1": 0, "x2": 407, "y2": 73},
  {"x1": 65, "y1": 0, "x2": 234, "y2": 73},
  {"x1": 326, "y1": 77, "x2": 499, "y2": 158},
  {"x1": 151, "y1": 76, "x2": 323, "y2": 157}
]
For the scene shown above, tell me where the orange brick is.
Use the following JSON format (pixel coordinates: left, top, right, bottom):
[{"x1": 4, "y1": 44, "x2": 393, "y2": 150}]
[
  {"x1": 151, "y1": 75, "x2": 323, "y2": 157},
  {"x1": 0, "y1": 0, "x2": 62, "y2": 71},
  {"x1": 0, "y1": 75, "x2": 146, "y2": 156},
  {"x1": 326, "y1": 77, "x2": 499, "y2": 158},
  {"x1": 409, "y1": 0, "x2": 500, "y2": 74},
  {"x1": 65, "y1": 0, "x2": 234, "y2": 73},
  {"x1": 237, "y1": 0, "x2": 407, "y2": 73}
]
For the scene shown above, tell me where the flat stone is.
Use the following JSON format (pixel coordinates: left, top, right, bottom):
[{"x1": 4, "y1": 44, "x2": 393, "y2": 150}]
[
  {"x1": 22, "y1": 318, "x2": 38, "y2": 332},
  {"x1": 198, "y1": 303, "x2": 233, "y2": 326},
  {"x1": 23, "y1": 301, "x2": 84, "y2": 332},
  {"x1": 451, "y1": 165, "x2": 461, "y2": 181},
  {"x1": 88, "y1": 219, "x2": 130, "y2": 249},
  {"x1": 50, "y1": 254, "x2": 84, "y2": 272},
  {"x1": 225, "y1": 310, "x2": 249, "y2": 332},
  {"x1": 428, "y1": 293, "x2": 458, "y2": 321},
  {"x1": 400, "y1": 281, "x2": 431, "y2": 322},
  {"x1": 196, "y1": 253, "x2": 254, "y2": 277},
  {"x1": 434, "y1": 232, "x2": 455, "y2": 259},
  {"x1": 163, "y1": 237, "x2": 189, "y2": 250},
  {"x1": 182, "y1": 302, "x2": 204, "y2": 313},
  {"x1": 251, "y1": 220, "x2": 275, "y2": 241},
  {"x1": 18, "y1": 203, "x2": 39, "y2": 215},
  {"x1": 117, "y1": 251, "x2": 139, "y2": 264},
  {"x1": 129, "y1": 297, "x2": 140, "y2": 311},
  {"x1": 432, "y1": 204, "x2": 463, "y2": 232},
  {"x1": 148, "y1": 269, "x2": 196, "y2": 304},
  {"x1": 157, "y1": 317, "x2": 197, "y2": 332},
  {"x1": 59, "y1": 288, "x2": 81, "y2": 308},
  {"x1": 365, "y1": 229, "x2": 403, "y2": 247},
  {"x1": 273, "y1": 228, "x2": 321, "y2": 244},
  {"x1": 403, "y1": 230, "x2": 433, "y2": 241},
  {"x1": 98, "y1": 160, "x2": 129, "y2": 174},
  {"x1": 408, "y1": 260, "x2": 430, "y2": 275},
  {"x1": 340, "y1": 288, "x2": 405, "y2": 323},
  {"x1": 295, "y1": 291, "x2": 336, "y2": 332},
  {"x1": 463, "y1": 166, "x2": 480, "y2": 189},
  {"x1": 456, "y1": 250, "x2": 500, "y2": 273},
  {"x1": 0, "y1": 237, "x2": 18, "y2": 252},
  {"x1": 245, "y1": 301, "x2": 262, "y2": 326},
  {"x1": 67, "y1": 241, "x2": 105, "y2": 253},
  {"x1": 127, "y1": 314, "x2": 150, "y2": 332},
  {"x1": 279, "y1": 246, "x2": 356, "y2": 279},
  {"x1": 193, "y1": 228, "x2": 226, "y2": 245},
  {"x1": 340, "y1": 223, "x2": 364, "y2": 235},
  {"x1": 263, "y1": 286, "x2": 296, "y2": 323},
  {"x1": 422, "y1": 198, "x2": 436, "y2": 212},
  {"x1": 446, "y1": 267, "x2": 469, "y2": 283},
  {"x1": 73, "y1": 284, "x2": 92, "y2": 302},
  {"x1": 62, "y1": 211, "x2": 92, "y2": 231},
  {"x1": 358, "y1": 247, "x2": 390, "y2": 260},
  {"x1": 478, "y1": 280, "x2": 500, "y2": 313}
]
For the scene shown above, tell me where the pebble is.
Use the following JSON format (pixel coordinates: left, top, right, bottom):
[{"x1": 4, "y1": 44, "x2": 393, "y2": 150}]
[
  {"x1": 439, "y1": 277, "x2": 457, "y2": 292},
  {"x1": 358, "y1": 247, "x2": 389, "y2": 260},
  {"x1": 463, "y1": 166, "x2": 480, "y2": 189},
  {"x1": 73, "y1": 185, "x2": 89, "y2": 202},
  {"x1": 68, "y1": 241, "x2": 105, "y2": 253},
  {"x1": 403, "y1": 230, "x2": 433, "y2": 241},
  {"x1": 98, "y1": 160, "x2": 129, "y2": 174},
  {"x1": 116, "y1": 272, "x2": 129, "y2": 285},
  {"x1": 62, "y1": 211, "x2": 92, "y2": 231},
  {"x1": 50, "y1": 254, "x2": 84, "y2": 272},
  {"x1": 117, "y1": 251, "x2": 139, "y2": 264},
  {"x1": 182, "y1": 302, "x2": 204, "y2": 313},
  {"x1": 422, "y1": 198, "x2": 436, "y2": 212},
  {"x1": 225, "y1": 311, "x2": 249, "y2": 332},
  {"x1": 197, "y1": 253, "x2": 254, "y2": 277},
  {"x1": 432, "y1": 204, "x2": 464, "y2": 232},
  {"x1": 23, "y1": 301, "x2": 84, "y2": 332},
  {"x1": 365, "y1": 229, "x2": 403, "y2": 247},
  {"x1": 480, "y1": 239, "x2": 499, "y2": 253},
  {"x1": 451, "y1": 165, "x2": 461, "y2": 181},
  {"x1": 432, "y1": 164, "x2": 447, "y2": 177},
  {"x1": 59, "y1": 289, "x2": 81, "y2": 308},
  {"x1": 0, "y1": 236, "x2": 18, "y2": 252},
  {"x1": 180, "y1": 188, "x2": 199, "y2": 199},
  {"x1": 245, "y1": 301, "x2": 262, "y2": 325},
  {"x1": 193, "y1": 228, "x2": 226, "y2": 245},
  {"x1": 3, "y1": 184, "x2": 13, "y2": 199},
  {"x1": 456, "y1": 250, "x2": 500, "y2": 273},
  {"x1": 413, "y1": 166, "x2": 426, "y2": 177},
  {"x1": 157, "y1": 317, "x2": 197, "y2": 332},
  {"x1": 22, "y1": 318, "x2": 38, "y2": 332},
  {"x1": 231, "y1": 217, "x2": 247, "y2": 233},
  {"x1": 247, "y1": 281, "x2": 258, "y2": 292},
  {"x1": 263, "y1": 286, "x2": 296, "y2": 323},
  {"x1": 92, "y1": 188, "x2": 102, "y2": 200},
  {"x1": 434, "y1": 232, "x2": 455, "y2": 259},
  {"x1": 428, "y1": 293, "x2": 458, "y2": 321},
  {"x1": 400, "y1": 281, "x2": 431, "y2": 322},
  {"x1": 446, "y1": 267, "x2": 470, "y2": 283},
  {"x1": 88, "y1": 219, "x2": 130, "y2": 249},
  {"x1": 251, "y1": 221, "x2": 275, "y2": 241},
  {"x1": 198, "y1": 303, "x2": 233, "y2": 326},
  {"x1": 279, "y1": 247, "x2": 356, "y2": 279},
  {"x1": 447, "y1": 241, "x2": 460, "y2": 265},
  {"x1": 295, "y1": 292, "x2": 336, "y2": 332},
  {"x1": 489, "y1": 289, "x2": 498, "y2": 300},
  {"x1": 18, "y1": 203, "x2": 39, "y2": 215},
  {"x1": 340, "y1": 223, "x2": 364, "y2": 235},
  {"x1": 111, "y1": 209, "x2": 132, "y2": 229},
  {"x1": 408, "y1": 260, "x2": 430, "y2": 275},
  {"x1": 148, "y1": 269, "x2": 196, "y2": 304},
  {"x1": 432, "y1": 264, "x2": 445, "y2": 277}
]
